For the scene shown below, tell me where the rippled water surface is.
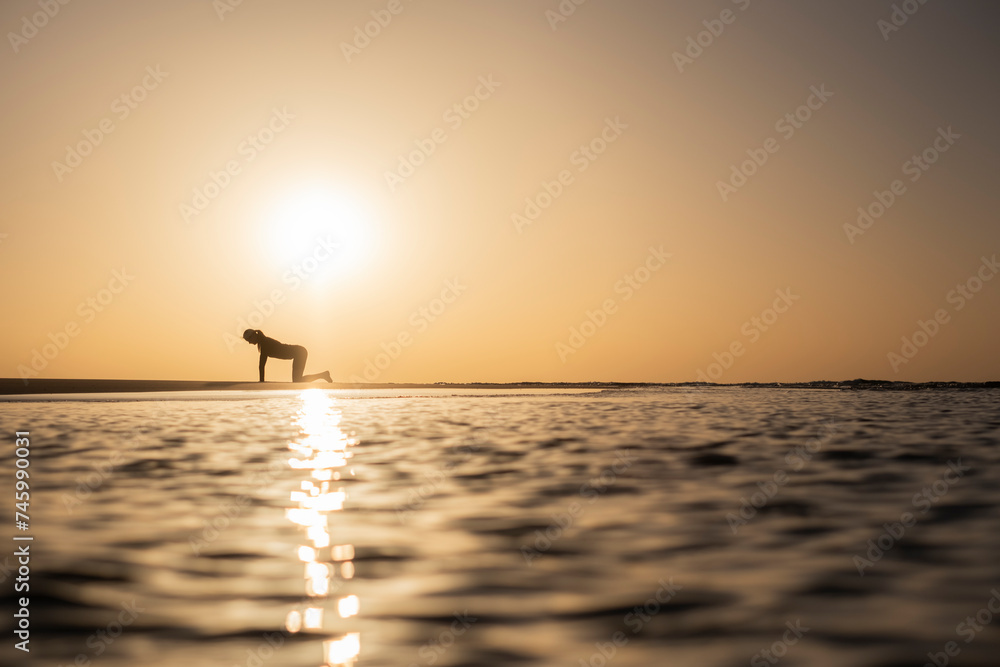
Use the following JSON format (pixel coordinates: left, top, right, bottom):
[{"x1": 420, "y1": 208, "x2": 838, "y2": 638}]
[{"x1": 2, "y1": 387, "x2": 999, "y2": 667}]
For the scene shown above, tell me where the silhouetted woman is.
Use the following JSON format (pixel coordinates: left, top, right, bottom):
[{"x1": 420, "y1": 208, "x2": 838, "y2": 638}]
[{"x1": 242, "y1": 329, "x2": 332, "y2": 383}]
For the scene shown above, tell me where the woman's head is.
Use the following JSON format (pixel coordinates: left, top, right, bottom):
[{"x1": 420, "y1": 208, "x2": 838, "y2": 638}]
[{"x1": 243, "y1": 329, "x2": 262, "y2": 344}]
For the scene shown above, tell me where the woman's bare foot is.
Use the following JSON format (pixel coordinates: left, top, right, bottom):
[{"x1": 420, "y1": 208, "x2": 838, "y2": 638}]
[{"x1": 322, "y1": 371, "x2": 332, "y2": 382}]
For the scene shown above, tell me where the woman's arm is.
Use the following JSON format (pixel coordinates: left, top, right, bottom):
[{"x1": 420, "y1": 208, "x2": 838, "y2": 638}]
[{"x1": 259, "y1": 350, "x2": 267, "y2": 382}]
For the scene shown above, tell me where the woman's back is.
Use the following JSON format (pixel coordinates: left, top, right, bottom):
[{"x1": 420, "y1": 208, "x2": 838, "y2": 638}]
[{"x1": 258, "y1": 335, "x2": 297, "y2": 360}]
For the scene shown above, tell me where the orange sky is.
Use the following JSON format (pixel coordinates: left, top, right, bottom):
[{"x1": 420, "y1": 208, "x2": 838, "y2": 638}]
[{"x1": 2, "y1": 0, "x2": 997, "y2": 383}]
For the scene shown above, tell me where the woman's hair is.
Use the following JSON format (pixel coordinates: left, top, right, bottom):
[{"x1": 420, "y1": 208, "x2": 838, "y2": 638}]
[{"x1": 242, "y1": 329, "x2": 263, "y2": 344}]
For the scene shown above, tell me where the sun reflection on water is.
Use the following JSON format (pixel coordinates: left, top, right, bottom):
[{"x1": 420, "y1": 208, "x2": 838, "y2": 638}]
[{"x1": 283, "y1": 389, "x2": 361, "y2": 667}]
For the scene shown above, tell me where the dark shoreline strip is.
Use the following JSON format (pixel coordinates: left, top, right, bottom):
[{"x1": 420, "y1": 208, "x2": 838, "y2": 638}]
[{"x1": 0, "y1": 378, "x2": 996, "y2": 396}]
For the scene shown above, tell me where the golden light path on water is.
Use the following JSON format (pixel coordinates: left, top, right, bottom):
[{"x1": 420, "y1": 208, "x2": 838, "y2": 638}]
[{"x1": 283, "y1": 388, "x2": 361, "y2": 666}]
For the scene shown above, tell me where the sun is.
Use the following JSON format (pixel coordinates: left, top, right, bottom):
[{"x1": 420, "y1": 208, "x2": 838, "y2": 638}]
[{"x1": 265, "y1": 187, "x2": 375, "y2": 275}]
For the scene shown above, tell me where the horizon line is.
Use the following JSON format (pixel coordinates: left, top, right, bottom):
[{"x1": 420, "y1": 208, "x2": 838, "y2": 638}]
[{"x1": 2, "y1": 377, "x2": 998, "y2": 396}]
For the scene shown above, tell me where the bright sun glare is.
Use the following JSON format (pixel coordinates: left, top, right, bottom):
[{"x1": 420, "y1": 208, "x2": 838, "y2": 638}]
[{"x1": 266, "y1": 188, "x2": 374, "y2": 276}]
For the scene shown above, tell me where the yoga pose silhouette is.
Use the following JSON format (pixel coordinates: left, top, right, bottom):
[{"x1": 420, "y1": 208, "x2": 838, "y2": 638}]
[{"x1": 242, "y1": 329, "x2": 332, "y2": 383}]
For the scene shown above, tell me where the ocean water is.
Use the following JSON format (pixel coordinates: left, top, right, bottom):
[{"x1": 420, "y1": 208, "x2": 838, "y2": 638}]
[{"x1": 1, "y1": 386, "x2": 999, "y2": 667}]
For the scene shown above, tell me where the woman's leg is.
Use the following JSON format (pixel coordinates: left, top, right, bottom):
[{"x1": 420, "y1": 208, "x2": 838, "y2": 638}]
[
  {"x1": 293, "y1": 346, "x2": 330, "y2": 382},
  {"x1": 292, "y1": 347, "x2": 307, "y2": 382}
]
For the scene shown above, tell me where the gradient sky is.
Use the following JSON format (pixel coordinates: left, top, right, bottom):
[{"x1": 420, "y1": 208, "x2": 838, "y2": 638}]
[{"x1": 2, "y1": 0, "x2": 997, "y2": 383}]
